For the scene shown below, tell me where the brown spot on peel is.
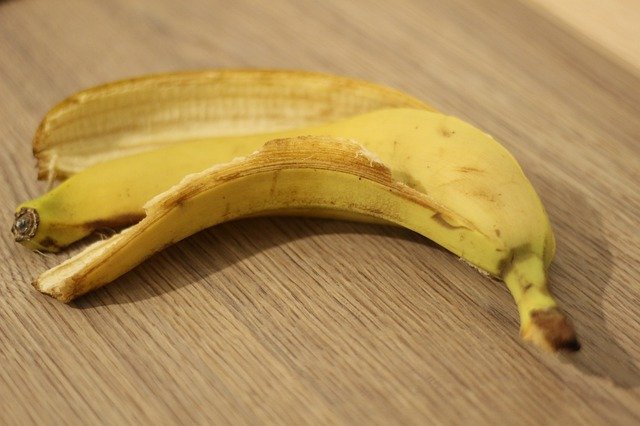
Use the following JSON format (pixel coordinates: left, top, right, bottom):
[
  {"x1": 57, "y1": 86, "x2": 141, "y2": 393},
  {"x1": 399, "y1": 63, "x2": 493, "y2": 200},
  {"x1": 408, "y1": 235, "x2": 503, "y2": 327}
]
[
  {"x1": 85, "y1": 213, "x2": 145, "y2": 230},
  {"x1": 40, "y1": 237, "x2": 61, "y2": 250},
  {"x1": 441, "y1": 127, "x2": 455, "y2": 137},
  {"x1": 458, "y1": 166, "x2": 484, "y2": 173},
  {"x1": 431, "y1": 212, "x2": 468, "y2": 231}
]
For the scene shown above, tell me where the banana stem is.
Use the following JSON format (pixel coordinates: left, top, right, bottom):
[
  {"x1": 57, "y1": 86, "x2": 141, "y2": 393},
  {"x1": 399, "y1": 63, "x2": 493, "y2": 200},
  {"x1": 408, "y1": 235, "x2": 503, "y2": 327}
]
[
  {"x1": 11, "y1": 208, "x2": 40, "y2": 243},
  {"x1": 503, "y1": 253, "x2": 579, "y2": 352}
]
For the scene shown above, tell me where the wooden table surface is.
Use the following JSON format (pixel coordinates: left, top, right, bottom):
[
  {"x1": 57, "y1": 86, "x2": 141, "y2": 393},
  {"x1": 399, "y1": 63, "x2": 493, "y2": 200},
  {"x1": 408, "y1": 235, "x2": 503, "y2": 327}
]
[{"x1": 1, "y1": 0, "x2": 639, "y2": 424}]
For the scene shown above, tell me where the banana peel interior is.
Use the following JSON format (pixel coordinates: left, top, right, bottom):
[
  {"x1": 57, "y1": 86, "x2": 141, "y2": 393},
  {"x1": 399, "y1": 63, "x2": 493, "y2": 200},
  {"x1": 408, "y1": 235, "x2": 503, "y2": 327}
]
[{"x1": 34, "y1": 69, "x2": 432, "y2": 181}]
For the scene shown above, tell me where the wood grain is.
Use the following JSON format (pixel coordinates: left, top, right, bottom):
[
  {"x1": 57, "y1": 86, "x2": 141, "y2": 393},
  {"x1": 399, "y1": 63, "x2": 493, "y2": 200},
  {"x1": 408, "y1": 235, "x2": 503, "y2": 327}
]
[{"x1": 1, "y1": 0, "x2": 639, "y2": 424}]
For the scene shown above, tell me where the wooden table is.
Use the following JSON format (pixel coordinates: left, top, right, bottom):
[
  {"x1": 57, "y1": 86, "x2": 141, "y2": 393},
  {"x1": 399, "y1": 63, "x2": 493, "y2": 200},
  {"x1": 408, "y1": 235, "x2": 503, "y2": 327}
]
[{"x1": 1, "y1": 0, "x2": 639, "y2": 424}]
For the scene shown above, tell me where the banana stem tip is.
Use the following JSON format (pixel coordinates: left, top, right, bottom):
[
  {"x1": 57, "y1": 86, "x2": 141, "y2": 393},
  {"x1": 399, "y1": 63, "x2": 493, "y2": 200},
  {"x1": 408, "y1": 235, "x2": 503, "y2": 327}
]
[
  {"x1": 12, "y1": 208, "x2": 39, "y2": 242},
  {"x1": 523, "y1": 307, "x2": 580, "y2": 352}
]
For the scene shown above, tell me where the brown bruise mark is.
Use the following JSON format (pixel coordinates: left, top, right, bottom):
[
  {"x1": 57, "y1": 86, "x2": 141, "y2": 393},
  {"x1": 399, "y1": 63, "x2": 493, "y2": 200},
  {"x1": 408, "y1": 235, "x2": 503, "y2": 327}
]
[
  {"x1": 457, "y1": 166, "x2": 484, "y2": 173},
  {"x1": 431, "y1": 212, "x2": 464, "y2": 230},
  {"x1": 360, "y1": 206, "x2": 384, "y2": 217},
  {"x1": 495, "y1": 229, "x2": 501, "y2": 237},
  {"x1": 530, "y1": 308, "x2": 580, "y2": 352},
  {"x1": 85, "y1": 213, "x2": 145, "y2": 230},
  {"x1": 470, "y1": 189, "x2": 496, "y2": 203},
  {"x1": 39, "y1": 237, "x2": 62, "y2": 251},
  {"x1": 441, "y1": 127, "x2": 456, "y2": 137}
]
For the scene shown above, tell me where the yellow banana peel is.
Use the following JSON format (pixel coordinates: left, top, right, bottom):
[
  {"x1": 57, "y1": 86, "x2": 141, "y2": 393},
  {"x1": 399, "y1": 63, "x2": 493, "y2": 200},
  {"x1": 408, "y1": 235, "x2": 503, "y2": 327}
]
[
  {"x1": 12, "y1": 70, "x2": 578, "y2": 352},
  {"x1": 33, "y1": 69, "x2": 432, "y2": 181}
]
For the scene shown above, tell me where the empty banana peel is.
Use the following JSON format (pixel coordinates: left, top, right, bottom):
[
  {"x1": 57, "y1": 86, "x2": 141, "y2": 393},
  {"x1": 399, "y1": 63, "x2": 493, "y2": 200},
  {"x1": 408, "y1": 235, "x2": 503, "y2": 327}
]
[{"x1": 34, "y1": 69, "x2": 432, "y2": 181}]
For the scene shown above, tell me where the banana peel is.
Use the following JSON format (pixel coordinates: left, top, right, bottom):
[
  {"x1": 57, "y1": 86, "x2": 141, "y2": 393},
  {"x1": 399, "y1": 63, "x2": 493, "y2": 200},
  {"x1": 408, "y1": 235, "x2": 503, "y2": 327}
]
[
  {"x1": 33, "y1": 69, "x2": 432, "y2": 181},
  {"x1": 34, "y1": 136, "x2": 578, "y2": 352},
  {"x1": 13, "y1": 70, "x2": 579, "y2": 352}
]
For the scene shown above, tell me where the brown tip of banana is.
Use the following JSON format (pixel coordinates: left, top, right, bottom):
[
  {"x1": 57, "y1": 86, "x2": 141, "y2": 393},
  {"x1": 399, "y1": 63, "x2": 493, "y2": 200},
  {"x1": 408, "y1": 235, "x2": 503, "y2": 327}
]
[
  {"x1": 11, "y1": 208, "x2": 40, "y2": 242},
  {"x1": 522, "y1": 308, "x2": 580, "y2": 352}
]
